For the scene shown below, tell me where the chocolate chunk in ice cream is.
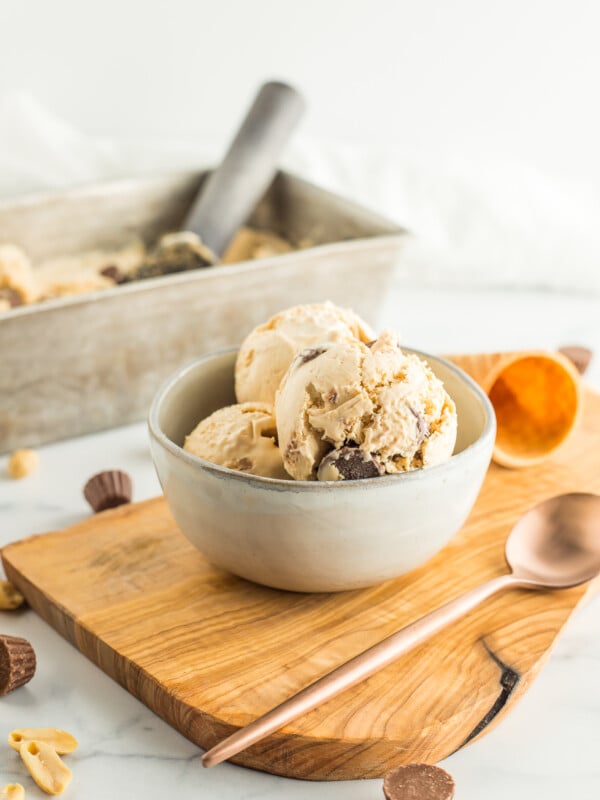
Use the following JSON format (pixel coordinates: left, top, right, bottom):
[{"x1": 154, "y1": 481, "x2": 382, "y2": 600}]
[
  {"x1": 298, "y1": 346, "x2": 327, "y2": 365},
  {"x1": 318, "y1": 446, "x2": 384, "y2": 481},
  {"x1": 276, "y1": 330, "x2": 457, "y2": 481},
  {"x1": 408, "y1": 405, "x2": 430, "y2": 443},
  {"x1": 135, "y1": 231, "x2": 215, "y2": 280},
  {"x1": 100, "y1": 265, "x2": 131, "y2": 284}
]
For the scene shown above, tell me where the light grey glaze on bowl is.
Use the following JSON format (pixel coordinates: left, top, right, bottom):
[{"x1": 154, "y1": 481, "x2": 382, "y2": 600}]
[{"x1": 148, "y1": 348, "x2": 496, "y2": 592}]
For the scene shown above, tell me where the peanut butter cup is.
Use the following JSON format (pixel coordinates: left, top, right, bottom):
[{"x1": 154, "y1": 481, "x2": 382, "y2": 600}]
[
  {"x1": 0, "y1": 634, "x2": 36, "y2": 696},
  {"x1": 383, "y1": 763, "x2": 455, "y2": 800},
  {"x1": 318, "y1": 446, "x2": 384, "y2": 481},
  {"x1": 83, "y1": 470, "x2": 133, "y2": 513},
  {"x1": 558, "y1": 345, "x2": 593, "y2": 375}
]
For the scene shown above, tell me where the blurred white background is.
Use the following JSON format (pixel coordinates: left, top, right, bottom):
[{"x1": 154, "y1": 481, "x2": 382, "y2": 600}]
[
  {"x1": 2, "y1": 0, "x2": 600, "y2": 292},
  {"x1": 2, "y1": 0, "x2": 600, "y2": 176}
]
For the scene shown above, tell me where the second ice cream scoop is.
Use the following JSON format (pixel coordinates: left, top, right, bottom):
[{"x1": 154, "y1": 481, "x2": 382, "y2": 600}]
[{"x1": 184, "y1": 402, "x2": 287, "y2": 479}]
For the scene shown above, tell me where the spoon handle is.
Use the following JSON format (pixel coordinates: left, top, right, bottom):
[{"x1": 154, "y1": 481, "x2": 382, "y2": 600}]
[
  {"x1": 202, "y1": 573, "x2": 518, "y2": 768},
  {"x1": 184, "y1": 81, "x2": 305, "y2": 258}
]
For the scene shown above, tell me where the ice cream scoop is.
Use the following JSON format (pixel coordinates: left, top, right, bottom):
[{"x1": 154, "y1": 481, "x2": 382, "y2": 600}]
[
  {"x1": 184, "y1": 81, "x2": 305, "y2": 259},
  {"x1": 183, "y1": 402, "x2": 286, "y2": 479},
  {"x1": 235, "y1": 301, "x2": 375, "y2": 405},
  {"x1": 275, "y1": 331, "x2": 457, "y2": 481},
  {"x1": 447, "y1": 351, "x2": 581, "y2": 468},
  {"x1": 131, "y1": 81, "x2": 305, "y2": 280}
]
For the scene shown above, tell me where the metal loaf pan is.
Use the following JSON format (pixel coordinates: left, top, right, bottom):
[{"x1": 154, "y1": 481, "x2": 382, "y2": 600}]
[{"x1": 0, "y1": 169, "x2": 407, "y2": 452}]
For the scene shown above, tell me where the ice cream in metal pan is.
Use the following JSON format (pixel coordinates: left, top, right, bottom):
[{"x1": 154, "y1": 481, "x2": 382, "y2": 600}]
[{"x1": 0, "y1": 227, "x2": 293, "y2": 310}]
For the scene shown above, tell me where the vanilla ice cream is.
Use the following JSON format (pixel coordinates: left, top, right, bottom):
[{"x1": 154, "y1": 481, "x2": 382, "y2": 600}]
[
  {"x1": 183, "y1": 402, "x2": 287, "y2": 479},
  {"x1": 0, "y1": 228, "x2": 294, "y2": 312},
  {"x1": 0, "y1": 244, "x2": 37, "y2": 307},
  {"x1": 235, "y1": 302, "x2": 374, "y2": 405},
  {"x1": 275, "y1": 331, "x2": 457, "y2": 481}
]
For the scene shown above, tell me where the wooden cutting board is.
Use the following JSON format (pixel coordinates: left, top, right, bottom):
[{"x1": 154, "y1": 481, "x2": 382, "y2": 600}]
[{"x1": 3, "y1": 385, "x2": 600, "y2": 781}]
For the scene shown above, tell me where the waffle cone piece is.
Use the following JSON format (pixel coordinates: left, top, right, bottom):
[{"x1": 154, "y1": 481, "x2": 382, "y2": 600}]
[{"x1": 446, "y1": 351, "x2": 581, "y2": 468}]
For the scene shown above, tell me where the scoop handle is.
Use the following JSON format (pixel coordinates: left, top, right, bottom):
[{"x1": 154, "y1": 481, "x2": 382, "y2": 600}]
[
  {"x1": 202, "y1": 573, "x2": 521, "y2": 768},
  {"x1": 183, "y1": 81, "x2": 306, "y2": 258}
]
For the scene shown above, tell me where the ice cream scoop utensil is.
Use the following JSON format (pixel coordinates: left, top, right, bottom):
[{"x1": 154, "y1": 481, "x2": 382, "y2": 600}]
[
  {"x1": 202, "y1": 492, "x2": 600, "y2": 768},
  {"x1": 184, "y1": 81, "x2": 305, "y2": 259}
]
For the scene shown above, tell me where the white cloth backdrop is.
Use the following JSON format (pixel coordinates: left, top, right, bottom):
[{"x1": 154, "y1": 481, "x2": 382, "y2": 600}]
[{"x1": 2, "y1": 92, "x2": 600, "y2": 294}]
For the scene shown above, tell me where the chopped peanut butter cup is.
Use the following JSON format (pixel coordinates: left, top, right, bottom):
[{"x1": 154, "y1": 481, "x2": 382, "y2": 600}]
[
  {"x1": 0, "y1": 634, "x2": 36, "y2": 696},
  {"x1": 318, "y1": 446, "x2": 384, "y2": 481},
  {"x1": 83, "y1": 470, "x2": 133, "y2": 513},
  {"x1": 99, "y1": 265, "x2": 130, "y2": 284},
  {"x1": 383, "y1": 763, "x2": 455, "y2": 800},
  {"x1": 558, "y1": 345, "x2": 593, "y2": 375}
]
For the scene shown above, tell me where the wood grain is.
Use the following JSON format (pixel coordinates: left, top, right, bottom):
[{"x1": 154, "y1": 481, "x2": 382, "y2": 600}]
[{"x1": 3, "y1": 386, "x2": 600, "y2": 781}]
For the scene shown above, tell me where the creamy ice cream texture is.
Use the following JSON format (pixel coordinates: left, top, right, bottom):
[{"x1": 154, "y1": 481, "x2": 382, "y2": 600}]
[
  {"x1": 183, "y1": 304, "x2": 457, "y2": 481},
  {"x1": 235, "y1": 302, "x2": 375, "y2": 405},
  {"x1": 0, "y1": 244, "x2": 38, "y2": 308},
  {"x1": 275, "y1": 330, "x2": 457, "y2": 481},
  {"x1": 0, "y1": 227, "x2": 292, "y2": 311},
  {"x1": 183, "y1": 402, "x2": 287, "y2": 480}
]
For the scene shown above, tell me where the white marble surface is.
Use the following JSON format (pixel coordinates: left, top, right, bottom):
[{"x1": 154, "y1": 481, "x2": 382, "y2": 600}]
[{"x1": 1, "y1": 286, "x2": 600, "y2": 799}]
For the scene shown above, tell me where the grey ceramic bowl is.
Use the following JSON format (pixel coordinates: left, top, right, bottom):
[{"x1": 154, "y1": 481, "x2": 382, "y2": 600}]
[{"x1": 148, "y1": 348, "x2": 495, "y2": 592}]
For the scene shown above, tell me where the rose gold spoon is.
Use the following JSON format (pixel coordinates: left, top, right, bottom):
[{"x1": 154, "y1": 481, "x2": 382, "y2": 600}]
[{"x1": 202, "y1": 492, "x2": 600, "y2": 768}]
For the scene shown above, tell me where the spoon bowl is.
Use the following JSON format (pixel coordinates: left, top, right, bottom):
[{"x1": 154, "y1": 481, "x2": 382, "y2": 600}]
[{"x1": 506, "y1": 493, "x2": 600, "y2": 588}]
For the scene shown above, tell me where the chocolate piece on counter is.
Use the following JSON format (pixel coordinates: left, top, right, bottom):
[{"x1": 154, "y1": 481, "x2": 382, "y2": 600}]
[
  {"x1": 83, "y1": 470, "x2": 133, "y2": 513},
  {"x1": 383, "y1": 763, "x2": 455, "y2": 800},
  {"x1": 558, "y1": 345, "x2": 593, "y2": 375},
  {"x1": 317, "y1": 446, "x2": 385, "y2": 481},
  {"x1": 0, "y1": 634, "x2": 36, "y2": 696}
]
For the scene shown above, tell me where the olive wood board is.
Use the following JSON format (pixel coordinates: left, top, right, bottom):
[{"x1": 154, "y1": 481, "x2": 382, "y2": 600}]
[{"x1": 3, "y1": 385, "x2": 600, "y2": 781}]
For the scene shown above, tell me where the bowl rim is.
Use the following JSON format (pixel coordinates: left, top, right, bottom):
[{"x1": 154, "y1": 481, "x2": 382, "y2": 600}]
[{"x1": 148, "y1": 346, "x2": 496, "y2": 491}]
